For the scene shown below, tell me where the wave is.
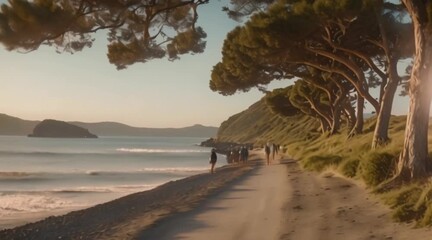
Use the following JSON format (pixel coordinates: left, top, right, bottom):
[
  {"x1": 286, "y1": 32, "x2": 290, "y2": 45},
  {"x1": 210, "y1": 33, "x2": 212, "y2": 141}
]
[
  {"x1": 116, "y1": 148, "x2": 208, "y2": 153},
  {"x1": 0, "y1": 147, "x2": 209, "y2": 157},
  {"x1": 0, "y1": 172, "x2": 32, "y2": 178},
  {"x1": 0, "y1": 150, "x2": 107, "y2": 157},
  {"x1": 84, "y1": 167, "x2": 208, "y2": 176},
  {"x1": 51, "y1": 184, "x2": 158, "y2": 193},
  {"x1": 139, "y1": 167, "x2": 208, "y2": 173},
  {"x1": 0, "y1": 167, "x2": 208, "y2": 180},
  {"x1": 0, "y1": 183, "x2": 162, "y2": 216},
  {"x1": 0, "y1": 193, "x2": 81, "y2": 216},
  {"x1": 0, "y1": 172, "x2": 47, "y2": 181}
]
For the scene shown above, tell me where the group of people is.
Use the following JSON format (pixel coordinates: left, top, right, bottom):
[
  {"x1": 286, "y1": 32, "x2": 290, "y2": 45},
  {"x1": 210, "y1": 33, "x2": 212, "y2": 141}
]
[
  {"x1": 264, "y1": 142, "x2": 280, "y2": 165},
  {"x1": 208, "y1": 146, "x2": 250, "y2": 174},
  {"x1": 209, "y1": 142, "x2": 281, "y2": 174},
  {"x1": 226, "y1": 146, "x2": 250, "y2": 164}
]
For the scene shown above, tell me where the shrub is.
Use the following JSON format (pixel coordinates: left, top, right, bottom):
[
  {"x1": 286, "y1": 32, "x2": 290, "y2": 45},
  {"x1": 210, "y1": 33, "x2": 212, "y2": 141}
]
[
  {"x1": 359, "y1": 152, "x2": 397, "y2": 186},
  {"x1": 381, "y1": 185, "x2": 423, "y2": 222},
  {"x1": 393, "y1": 204, "x2": 419, "y2": 222},
  {"x1": 339, "y1": 158, "x2": 360, "y2": 178},
  {"x1": 419, "y1": 204, "x2": 432, "y2": 226},
  {"x1": 302, "y1": 154, "x2": 343, "y2": 171},
  {"x1": 415, "y1": 184, "x2": 432, "y2": 226}
]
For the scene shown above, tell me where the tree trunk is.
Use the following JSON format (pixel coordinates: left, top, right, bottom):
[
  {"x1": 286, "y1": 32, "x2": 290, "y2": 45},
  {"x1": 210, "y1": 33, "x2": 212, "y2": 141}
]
[
  {"x1": 344, "y1": 101, "x2": 356, "y2": 133},
  {"x1": 318, "y1": 116, "x2": 330, "y2": 134},
  {"x1": 372, "y1": 60, "x2": 399, "y2": 148},
  {"x1": 397, "y1": 0, "x2": 432, "y2": 181},
  {"x1": 330, "y1": 104, "x2": 341, "y2": 135},
  {"x1": 349, "y1": 95, "x2": 364, "y2": 137},
  {"x1": 305, "y1": 96, "x2": 333, "y2": 130},
  {"x1": 306, "y1": 50, "x2": 381, "y2": 113}
]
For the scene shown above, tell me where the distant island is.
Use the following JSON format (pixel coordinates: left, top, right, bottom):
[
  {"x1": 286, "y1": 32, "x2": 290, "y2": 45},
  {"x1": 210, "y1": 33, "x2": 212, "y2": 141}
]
[
  {"x1": 0, "y1": 113, "x2": 218, "y2": 137},
  {"x1": 28, "y1": 120, "x2": 98, "y2": 138}
]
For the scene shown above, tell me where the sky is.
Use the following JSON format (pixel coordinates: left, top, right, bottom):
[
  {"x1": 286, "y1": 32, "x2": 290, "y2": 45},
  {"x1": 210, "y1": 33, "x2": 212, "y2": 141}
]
[{"x1": 0, "y1": 1, "x2": 410, "y2": 128}]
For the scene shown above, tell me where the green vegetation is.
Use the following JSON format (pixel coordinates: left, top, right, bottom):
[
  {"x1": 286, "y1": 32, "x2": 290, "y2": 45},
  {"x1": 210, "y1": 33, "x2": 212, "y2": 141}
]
[
  {"x1": 359, "y1": 152, "x2": 397, "y2": 187},
  {"x1": 216, "y1": 97, "x2": 432, "y2": 226},
  {"x1": 302, "y1": 154, "x2": 343, "y2": 172}
]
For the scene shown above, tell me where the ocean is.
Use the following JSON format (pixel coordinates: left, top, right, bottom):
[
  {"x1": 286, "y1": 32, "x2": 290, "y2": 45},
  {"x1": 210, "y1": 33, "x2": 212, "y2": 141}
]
[{"x1": 0, "y1": 135, "x2": 216, "y2": 224}]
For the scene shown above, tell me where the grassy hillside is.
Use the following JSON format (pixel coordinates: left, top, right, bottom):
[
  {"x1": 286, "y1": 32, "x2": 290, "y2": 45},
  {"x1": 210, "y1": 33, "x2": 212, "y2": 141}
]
[
  {"x1": 216, "y1": 100, "x2": 319, "y2": 145},
  {"x1": 216, "y1": 97, "x2": 432, "y2": 227}
]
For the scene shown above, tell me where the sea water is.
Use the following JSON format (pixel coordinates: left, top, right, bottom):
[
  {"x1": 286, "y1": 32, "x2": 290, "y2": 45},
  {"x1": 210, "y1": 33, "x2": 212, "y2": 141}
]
[{"x1": 0, "y1": 136, "x2": 216, "y2": 223}]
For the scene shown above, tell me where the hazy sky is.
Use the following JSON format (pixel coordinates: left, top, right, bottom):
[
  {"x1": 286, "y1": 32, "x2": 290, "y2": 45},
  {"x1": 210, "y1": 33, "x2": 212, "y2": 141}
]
[{"x1": 0, "y1": 1, "x2": 409, "y2": 128}]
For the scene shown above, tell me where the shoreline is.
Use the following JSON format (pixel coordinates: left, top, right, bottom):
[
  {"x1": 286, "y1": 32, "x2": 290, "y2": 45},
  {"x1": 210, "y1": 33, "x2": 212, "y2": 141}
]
[
  {"x1": 0, "y1": 157, "x2": 255, "y2": 239},
  {"x1": 2, "y1": 151, "x2": 432, "y2": 239}
]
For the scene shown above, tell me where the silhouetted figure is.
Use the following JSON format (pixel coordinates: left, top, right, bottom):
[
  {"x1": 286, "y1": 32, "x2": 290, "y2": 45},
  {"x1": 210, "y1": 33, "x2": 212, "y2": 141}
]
[
  {"x1": 209, "y1": 148, "x2": 217, "y2": 174},
  {"x1": 244, "y1": 146, "x2": 249, "y2": 162},
  {"x1": 231, "y1": 148, "x2": 239, "y2": 163},
  {"x1": 265, "y1": 144, "x2": 271, "y2": 165},
  {"x1": 226, "y1": 150, "x2": 232, "y2": 164},
  {"x1": 240, "y1": 146, "x2": 248, "y2": 163},
  {"x1": 271, "y1": 143, "x2": 279, "y2": 161}
]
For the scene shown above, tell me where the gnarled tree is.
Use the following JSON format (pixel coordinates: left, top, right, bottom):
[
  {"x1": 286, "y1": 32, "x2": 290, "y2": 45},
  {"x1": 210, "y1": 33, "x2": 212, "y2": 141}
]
[{"x1": 393, "y1": 1, "x2": 432, "y2": 183}]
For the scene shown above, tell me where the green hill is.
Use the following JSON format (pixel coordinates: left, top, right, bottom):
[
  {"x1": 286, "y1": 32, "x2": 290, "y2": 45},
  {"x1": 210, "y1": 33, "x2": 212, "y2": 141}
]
[{"x1": 216, "y1": 99, "x2": 319, "y2": 145}]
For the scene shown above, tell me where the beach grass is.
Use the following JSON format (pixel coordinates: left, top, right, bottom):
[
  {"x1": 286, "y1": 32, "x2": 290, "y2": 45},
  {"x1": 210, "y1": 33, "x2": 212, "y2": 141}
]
[{"x1": 293, "y1": 118, "x2": 432, "y2": 226}]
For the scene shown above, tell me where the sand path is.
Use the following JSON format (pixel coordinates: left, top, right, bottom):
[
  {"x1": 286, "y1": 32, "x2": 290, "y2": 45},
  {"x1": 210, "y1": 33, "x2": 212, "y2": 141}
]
[
  {"x1": 140, "y1": 153, "x2": 432, "y2": 240},
  {"x1": 279, "y1": 161, "x2": 432, "y2": 240},
  {"x1": 139, "y1": 154, "x2": 289, "y2": 240}
]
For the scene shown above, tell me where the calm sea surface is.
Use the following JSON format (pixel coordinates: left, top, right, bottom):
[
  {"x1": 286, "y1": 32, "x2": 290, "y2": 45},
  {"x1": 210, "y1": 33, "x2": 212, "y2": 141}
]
[{"x1": 0, "y1": 136, "x2": 216, "y2": 219}]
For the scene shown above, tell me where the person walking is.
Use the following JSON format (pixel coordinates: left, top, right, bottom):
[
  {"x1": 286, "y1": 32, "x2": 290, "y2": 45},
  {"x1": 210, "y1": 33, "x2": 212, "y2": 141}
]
[
  {"x1": 209, "y1": 148, "x2": 217, "y2": 174},
  {"x1": 271, "y1": 143, "x2": 278, "y2": 161},
  {"x1": 265, "y1": 144, "x2": 271, "y2": 165}
]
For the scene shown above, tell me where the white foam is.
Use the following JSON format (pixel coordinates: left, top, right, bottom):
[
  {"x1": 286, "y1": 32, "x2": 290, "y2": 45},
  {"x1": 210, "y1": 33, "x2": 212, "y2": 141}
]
[
  {"x1": 52, "y1": 184, "x2": 158, "y2": 193},
  {"x1": 0, "y1": 194, "x2": 80, "y2": 217},
  {"x1": 116, "y1": 148, "x2": 208, "y2": 153},
  {"x1": 140, "y1": 167, "x2": 208, "y2": 173},
  {"x1": 0, "y1": 172, "x2": 32, "y2": 178}
]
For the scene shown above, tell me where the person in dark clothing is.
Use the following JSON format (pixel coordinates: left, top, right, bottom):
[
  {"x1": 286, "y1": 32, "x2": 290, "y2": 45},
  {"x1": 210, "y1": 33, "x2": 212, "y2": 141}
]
[
  {"x1": 209, "y1": 148, "x2": 217, "y2": 174},
  {"x1": 265, "y1": 144, "x2": 271, "y2": 165}
]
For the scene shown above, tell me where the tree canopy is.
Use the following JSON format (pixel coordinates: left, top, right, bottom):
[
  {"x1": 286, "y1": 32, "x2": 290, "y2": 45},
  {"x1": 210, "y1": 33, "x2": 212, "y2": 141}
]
[{"x1": 0, "y1": 0, "x2": 209, "y2": 69}]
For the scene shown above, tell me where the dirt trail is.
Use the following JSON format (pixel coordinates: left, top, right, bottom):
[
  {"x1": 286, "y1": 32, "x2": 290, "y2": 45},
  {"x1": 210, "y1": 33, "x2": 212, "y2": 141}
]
[
  {"x1": 280, "y1": 160, "x2": 432, "y2": 240},
  {"x1": 140, "y1": 154, "x2": 432, "y2": 240},
  {"x1": 138, "y1": 154, "x2": 289, "y2": 240}
]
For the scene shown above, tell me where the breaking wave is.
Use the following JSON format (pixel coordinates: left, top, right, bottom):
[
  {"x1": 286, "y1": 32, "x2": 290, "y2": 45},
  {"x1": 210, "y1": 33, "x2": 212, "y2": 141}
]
[
  {"x1": 116, "y1": 148, "x2": 208, "y2": 153},
  {"x1": 0, "y1": 194, "x2": 80, "y2": 217}
]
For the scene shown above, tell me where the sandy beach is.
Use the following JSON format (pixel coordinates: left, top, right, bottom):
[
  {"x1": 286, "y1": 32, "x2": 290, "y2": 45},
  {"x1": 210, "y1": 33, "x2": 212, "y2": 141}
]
[{"x1": 1, "y1": 151, "x2": 432, "y2": 239}]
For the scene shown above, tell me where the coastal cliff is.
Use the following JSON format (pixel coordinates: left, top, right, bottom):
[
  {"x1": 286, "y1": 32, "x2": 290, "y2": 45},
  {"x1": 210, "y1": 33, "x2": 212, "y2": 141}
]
[{"x1": 28, "y1": 120, "x2": 98, "y2": 138}]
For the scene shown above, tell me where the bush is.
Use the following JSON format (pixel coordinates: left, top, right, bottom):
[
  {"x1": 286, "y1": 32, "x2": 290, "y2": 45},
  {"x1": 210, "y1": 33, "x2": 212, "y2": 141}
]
[
  {"x1": 393, "y1": 204, "x2": 419, "y2": 222},
  {"x1": 339, "y1": 158, "x2": 360, "y2": 178},
  {"x1": 359, "y1": 152, "x2": 397, "y2": 186},
  {"x1": 382, "y1": 185, "x2": 423, "y2": 222},
  {"x1": 415, "y1": 184, "x2": 432, "y2": 226},
  {"x1": 302, "y1": 154, "x2": 343, "y2": 171},
  {"x1": 419, "y1": 204, "x2": 432, "y2": 226}
]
